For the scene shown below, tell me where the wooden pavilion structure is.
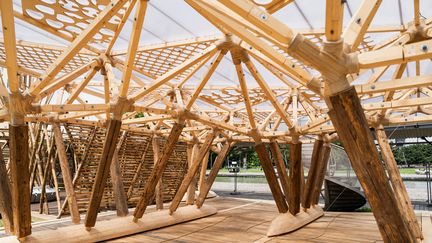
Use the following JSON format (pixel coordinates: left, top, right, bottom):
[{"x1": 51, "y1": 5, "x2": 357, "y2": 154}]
[{"x1": 0, "y1": 0, "x2": 431, "y2": 242}]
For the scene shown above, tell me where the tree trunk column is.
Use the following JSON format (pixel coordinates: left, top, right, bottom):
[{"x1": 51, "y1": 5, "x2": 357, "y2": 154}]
[
  {"x1": 152, "y1": 136, "x2": 163, "y2": 210},
  {"x1": 375, "y1": 125, "x2": 422, "y2": 240},
  {"x1": 255, "y1": 142, "x2": 288, "y2": 213},
  {"x1": 327, "y1": 87, "x2": 415, "y2": 242},
  {"x1": 110, "y1": 131, "x2": 129, "y2": 217},
  {"x1": 288, "y1": 140, "x2": 303, "y2": 215},
  {"x1": 85, "y1": 119, "x2": 122, "y2": 228},
  {"x1": 312, "y1": 142, "x2": 331, "y2": 205},
  {"x1": 53, "y1": 124, "x2": 81, "y2": 224},
  {"x1": 9, "y1": 124, "x2": 32, "y2": 238},
  {"x1": 0, "y1": 143, "x2": 14, "y2": 234},
  {"x1": 302, "y1": 138, "x2": 323, "y2": 210}
]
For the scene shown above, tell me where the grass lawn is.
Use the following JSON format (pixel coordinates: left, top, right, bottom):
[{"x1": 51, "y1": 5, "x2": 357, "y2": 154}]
[
  {"x1": 398, "y1": 168, "x2": 417, "y2": 175},
  {"x1": 0, "y1": 219, "x2": 3, "y2": 227},
  {"x1": 211, "y1": 167, "x2": 263, "y2": 173},
  {"x1": 210, "y1": 167, "x2": 418, "y2": 175}
]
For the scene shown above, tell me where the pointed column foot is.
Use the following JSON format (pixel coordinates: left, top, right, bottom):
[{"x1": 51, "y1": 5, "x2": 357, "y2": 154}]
[{"x1": 267, "y1": 206, "x2": 324, "y2": 237}]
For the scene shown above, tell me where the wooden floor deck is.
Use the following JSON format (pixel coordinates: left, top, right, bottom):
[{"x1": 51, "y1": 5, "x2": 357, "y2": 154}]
[
  {"x1": 108, "y1": 197, "x2": 430, "y2": 243},
  {"x1": 2, "y1": 197, "x2": 431, "y2": 242}
]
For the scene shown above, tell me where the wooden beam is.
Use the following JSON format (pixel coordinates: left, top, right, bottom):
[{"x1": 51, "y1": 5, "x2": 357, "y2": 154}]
[
  {"x1": 119, "y1": 0, "x2": 148, "y2": 98},
  {"x1": 358, "y1": 39, "x2": 432, "y2": 69},
  {"x1": 269, "y1": 140, "x2": 290, "y2": 204},
  {"x1": 342, "y1": 0, "x2": 382, "y2": 51},
  {"x1": 234, "y1": 58, "x2": 256, "y2": 129},
  {"x1": 29, "y1": 0, "x2": 128, "y2": 95},
  {"x1": 0, "y1": 143, "x2": 14, "y2": 234},
  {"x1": 375, "y1": 125, "x2": 422, "y2": 240},
  {"x1": 85, "y1": 119, "x2": 122, "y2": 228},
  {"x1": 355, "y1": 73, "x2": 432, "y2": 95},
  {"x1": 414, "y1": 0, "x2": 420, "y2": 26},
  {"x1": 186, "y1": 50, "x2": 225, "y2": 110},
  {"x1": 327, "y1": 87, "x2": 415, "y2": 242},
  {"x1": 196, "y1": 142, "x2": 231, "y2": 208},
  {"x1": 255, "y1": 141, "x2": 288, "y2": 213},
  {"x1": 133, "y1": 121, "x2": 185, "y2": 221},
  {"x1": 169, "y1": 130, "x2": 218, "y2": 214},
  {"x1": 53, "y1": 124, "x2": 80, "y2": 224},
  {"x1": 0, "y1": 0, "x2": 19, "y2": 93},
  {"x1": 245, "y1": 60, "x2": 294, "y2": 129},
  {"x1": 130, "y1": 45, "x2": 217, "y2": 102},
  {"x1": 9, "y1": 124, "x2": 31, "y2": 238},
  {"x1": 66, "y1": 68, "x2": 98, "y2": 104},
  {"x1": 325, "y1": 0, "x2": 344, "y2": 41},
  {"x1": 302, "y1": 138, "x2": 323, "y2": 210},
  {"x1": 110, "y1": 131, "x2": 129, "y2": 217},
  {"x1": 288, "y1": 140, "x2": 303, "y2": 215},
  {"x1": 152, "y1": 136, "x2": 163, "y2": 210}
]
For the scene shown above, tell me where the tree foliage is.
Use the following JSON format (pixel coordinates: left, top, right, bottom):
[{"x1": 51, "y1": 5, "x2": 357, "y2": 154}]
[{"x1": 392, "y1": 144, "x2": 432, "y2": 167}]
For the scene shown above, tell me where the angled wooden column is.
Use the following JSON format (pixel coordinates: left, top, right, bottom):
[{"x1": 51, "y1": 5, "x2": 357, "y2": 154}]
[
  {"x1": 53, "y1": 124, "x2": 80, "y2": 224},
  {"x1": 133, "y1": 121, "x2": 185, "y2": 221},
  {"x1": 0, "y1": 143, "x2": 14, "y2": 234},
  {"x1": 327, "y1": 87, "x2": 415, "y2": 242},
  {"x1": 255, "y1": 141, "x2": 288, "y2": 213},
  {"x1": 196, "y1": 142, "x2": 232, "y2": 208},
  {"x1": 110, "y1": 131, "x2": 129, "y2": 217},
  {"x1": 169, "y1": 130, "x2": 218, "y2": 214},
  {"x1": 312, "y1": 142, "x2": 331, "y2": 205},
  {"x1": 152, "y1": 136, "x2": 163, "y2": 210},
  {"x1": 269, "y1": 140, "x2": 290, "y2": 203},
  {"x1": 375, "y1": 125, "x2": 422, "y2": 240},
  {"x1": 9, "y1": 124, "x2": 31, "y2": 238},
  {"x1": 186, "y1": 143, "x2": 200, "y2": 205},
  {"x1": 302, "y1": 138, "x2": 323, "y2": 210},
  {"x1": 198, "y1": 151, "x2": 210, "y2": 193},
  {"x1": 288, "y1": 139, "x2": 303, "y2": 215},
  {"x1": 85, "y1": 119, "x2": 122, "y2": 228}
]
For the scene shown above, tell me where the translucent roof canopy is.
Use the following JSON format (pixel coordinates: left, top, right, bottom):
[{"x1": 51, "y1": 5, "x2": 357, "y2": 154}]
[{"x1": 1, "y1": 0, "x2": 432, "y2": 143}]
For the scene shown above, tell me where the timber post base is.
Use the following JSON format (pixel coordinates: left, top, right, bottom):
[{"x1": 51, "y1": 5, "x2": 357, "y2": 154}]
[
  {"x1": 267, "y1": 206, "x2": 324, "y2": 237},
  {"x1": 2, "y1": 205, "x2": 217, "y2": 243}
]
